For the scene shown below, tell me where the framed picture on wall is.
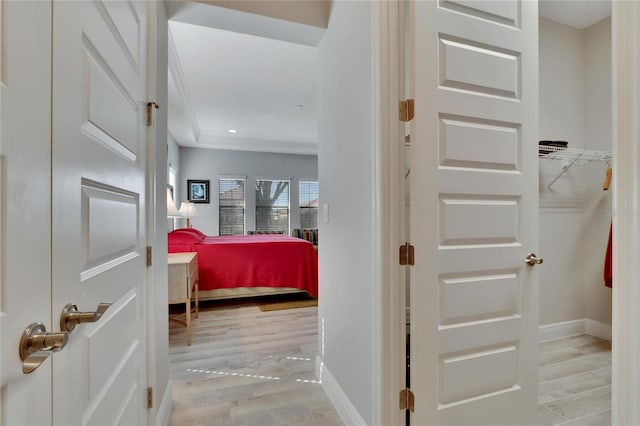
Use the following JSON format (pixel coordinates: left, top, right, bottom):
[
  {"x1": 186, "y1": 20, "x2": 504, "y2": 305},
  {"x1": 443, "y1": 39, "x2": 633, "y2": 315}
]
[{"x1": 187, "y1": 179, "x2": 210, "y2": 203}]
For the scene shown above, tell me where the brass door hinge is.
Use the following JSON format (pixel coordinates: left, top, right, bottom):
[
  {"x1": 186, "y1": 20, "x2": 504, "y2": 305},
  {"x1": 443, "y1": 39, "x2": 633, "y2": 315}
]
[
  {"x1": 146, "y1": 246, "x2": 152, "y2": 267},
  {"x1": 399, "y1": 388, "x2": 415, "y2": 412},
  {"x1": 147, "y1": 387, "x2": 153, "y2": 409},
  {"x1": 146, "y1": 101, "x2": 159, "y2": 127},
  {"x1": 399, "y1": 99, "x2": 414, "y2": 122},
  {"x1": 399, "y1": 243, "x2": 415, "y2": 266}
]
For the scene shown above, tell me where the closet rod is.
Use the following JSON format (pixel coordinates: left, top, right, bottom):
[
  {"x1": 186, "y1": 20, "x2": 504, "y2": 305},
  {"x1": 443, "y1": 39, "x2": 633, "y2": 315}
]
[
  {"x1": 539, "y1": 147, "x2": 612, "y2": 189},
  {"x1": 539, "y1": 146, "x2": 612, "y2": 161}
]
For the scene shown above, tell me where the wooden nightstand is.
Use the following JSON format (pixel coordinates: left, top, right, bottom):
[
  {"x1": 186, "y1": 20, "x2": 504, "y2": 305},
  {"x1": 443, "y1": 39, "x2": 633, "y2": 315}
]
[{"x1": 168, "y1": 252, "x2": 199, "y2": 345}]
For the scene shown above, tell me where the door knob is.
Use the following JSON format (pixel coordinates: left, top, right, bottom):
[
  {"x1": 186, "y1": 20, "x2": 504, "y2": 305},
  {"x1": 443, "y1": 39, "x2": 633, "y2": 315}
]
[
  {"x1": 19, "y1": 322, "x2": 69, "y2": 374},
  {"x1": 60, "y1": 302, "x2": 111, "y2": 333},
  {"x1": 524, "y1": 253, "x2": 544, "y2": 266}
]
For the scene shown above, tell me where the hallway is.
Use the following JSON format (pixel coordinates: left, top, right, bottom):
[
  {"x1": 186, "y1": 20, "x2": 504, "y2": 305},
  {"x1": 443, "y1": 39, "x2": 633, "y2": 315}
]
[{"x1": 168, "y1": 299, "x2": 343, "y2": 425}]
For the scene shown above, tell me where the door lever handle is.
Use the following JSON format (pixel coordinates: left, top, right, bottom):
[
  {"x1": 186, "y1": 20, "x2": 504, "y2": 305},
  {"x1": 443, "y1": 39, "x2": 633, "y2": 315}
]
[
  {"x1": 60, "y1": 302, "x2": 111, "y2": 333},
  {"x1": 524, "y1": 253, "x2": 544, "y2": 266},
  {"x1": 20, "y1": 322, "x2": 69, "y2": 374}
]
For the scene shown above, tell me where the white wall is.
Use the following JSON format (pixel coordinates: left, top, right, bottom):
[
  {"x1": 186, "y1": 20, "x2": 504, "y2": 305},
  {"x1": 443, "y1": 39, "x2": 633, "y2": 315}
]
[
  {"x1": 317, "y1": 1, "x2": 374, "y2": 423},
  {"x1": 539, "y1": 19, "x2": 585, "y2": 149},
  {"x1": 539, "y1": 18, "x2": 587, "y2": 324},
  {"x1": 178, "y1": 147, "x2": 317, "y2": 235},
  {"x1": 582, "y1": 17, "x2": 613, "y2": 325},
  {"x1": 538, "y1": 18, "x2": 612, "y2": 327}
]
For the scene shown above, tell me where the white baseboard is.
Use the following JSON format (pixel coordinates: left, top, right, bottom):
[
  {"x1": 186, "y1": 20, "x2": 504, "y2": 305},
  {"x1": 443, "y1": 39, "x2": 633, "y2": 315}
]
[
  {"x1": 538, "y1": 319, "x2": 585, "y2": 342},
  {"x1": 317, "y1": 357, "x2": 367, "y2": 426},
  {"x1": 315, "y1": 355, "x2": 323, "y2": 381},
  {"x1": 586, "y1": 319, "x2": 612, "y2": 341},
  {"x1": 538, "y1": 319, "x2": 612, "y2": 342},
  {"x1": 155, "y1": 380, "x2": 173, "y2": 426}
]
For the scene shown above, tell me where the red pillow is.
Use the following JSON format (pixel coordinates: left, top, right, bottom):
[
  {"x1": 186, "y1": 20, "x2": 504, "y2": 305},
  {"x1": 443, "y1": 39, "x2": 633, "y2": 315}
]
[
  {"x1": 171, "y1": 228, "x2": 206, "y2": 240},
  {"x1": 168, "y1": 230, "x2": 205, "y2": 244}
]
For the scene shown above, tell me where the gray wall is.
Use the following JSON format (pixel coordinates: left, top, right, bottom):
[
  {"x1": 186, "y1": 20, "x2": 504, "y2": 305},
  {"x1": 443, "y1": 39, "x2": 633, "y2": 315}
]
[
  {"x1": 178, "y1": 147, "x2": 317, "y2": 235},
  {"x1": 317, "y1": 1, "x2": 375, "y2": 423}
]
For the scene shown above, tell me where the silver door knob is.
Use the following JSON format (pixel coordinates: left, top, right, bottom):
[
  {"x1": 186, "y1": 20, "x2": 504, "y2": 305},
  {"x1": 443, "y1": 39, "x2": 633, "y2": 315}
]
[
  {"x1": 524, "y1": 253, "x2": 544, "y2": 266},
  {"x1": 60, "y1": 302, "x2": 111, "y2": 333},
  {"x1": 19, "y1": 322, "x2": 69, "y2": 374}
]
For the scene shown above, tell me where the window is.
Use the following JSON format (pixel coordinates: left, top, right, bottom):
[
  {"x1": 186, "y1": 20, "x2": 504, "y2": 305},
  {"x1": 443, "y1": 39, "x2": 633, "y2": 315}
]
[
  {"x1": 219, "y1": 179, "x2": 245, "y2": 235},
  {"x1": 299, "y1": 181, "x2": 319, "y2": 229},
  {"x1": 168, "y1": 165, "x2": 177, "y2": 200},
  {"x1": 255, "y1": 179, "x2": 290, "y2": 234}
]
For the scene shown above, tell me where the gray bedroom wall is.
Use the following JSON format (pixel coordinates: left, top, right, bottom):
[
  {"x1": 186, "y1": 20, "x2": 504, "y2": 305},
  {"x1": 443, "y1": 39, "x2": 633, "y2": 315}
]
[{"x1": 178, "y1": 147, "x2": 317, "y2": 235}]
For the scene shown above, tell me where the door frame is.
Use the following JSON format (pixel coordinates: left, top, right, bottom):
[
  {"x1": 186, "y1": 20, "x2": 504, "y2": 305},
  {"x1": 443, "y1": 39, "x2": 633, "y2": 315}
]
[
  {"x1": 611, "y1": 2, "x2": 640, "y2": 424},
  {"x1": 372, "y1": 0, "x2": 406, "y2": 424}
]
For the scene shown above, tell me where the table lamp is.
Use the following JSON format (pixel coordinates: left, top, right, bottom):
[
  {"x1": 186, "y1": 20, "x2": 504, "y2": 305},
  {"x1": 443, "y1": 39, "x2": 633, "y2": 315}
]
[{"x1": 179, "y1": 201, "x2": 199, "y2": 228}]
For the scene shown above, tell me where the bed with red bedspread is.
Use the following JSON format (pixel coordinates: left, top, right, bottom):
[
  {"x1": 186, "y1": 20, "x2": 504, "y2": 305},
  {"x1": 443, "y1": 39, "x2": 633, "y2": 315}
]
[{"x1": 168, "y1": 228, "x2": 318, "y2": 298}]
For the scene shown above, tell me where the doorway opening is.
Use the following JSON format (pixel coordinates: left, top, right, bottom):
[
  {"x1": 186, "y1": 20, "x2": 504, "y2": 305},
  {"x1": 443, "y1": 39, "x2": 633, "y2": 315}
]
[
  {"x1": 537, "y1": 2, "x2": 613, "y2": 424},
  {"x1": 163, "y1": 3, "x2": 334, "y2": 423}
]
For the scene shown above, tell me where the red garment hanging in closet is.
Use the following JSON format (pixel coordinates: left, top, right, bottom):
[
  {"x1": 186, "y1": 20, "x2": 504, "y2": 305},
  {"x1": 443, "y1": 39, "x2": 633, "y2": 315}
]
[{"x1": 604, "y1": 223, "x2": 612, "y2": 288}]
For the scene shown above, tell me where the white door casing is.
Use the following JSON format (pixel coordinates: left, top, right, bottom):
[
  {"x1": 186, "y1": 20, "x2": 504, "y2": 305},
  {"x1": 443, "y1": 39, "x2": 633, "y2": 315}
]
[
  {"x1": 0, "y1": 1, "x2": 53, "y2": 424},
  {"x1": 51, "y1": 1, "x2": 148, "y2": 424},
  {"x1": 410, "y1": 1, "x2": 539, "y2": 425}
]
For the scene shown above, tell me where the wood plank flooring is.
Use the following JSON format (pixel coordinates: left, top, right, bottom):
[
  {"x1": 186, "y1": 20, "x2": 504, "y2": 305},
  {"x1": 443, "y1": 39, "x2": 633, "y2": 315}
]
[
  {"x1": 168, "y1": 299, "x2": 344, "y2": 426},
  {"x1": 538, "y1": 334, "x2": 612, "y2": 426},
  {"x1": 169, "y1": 301, "x2": 611, "y2": 426}
]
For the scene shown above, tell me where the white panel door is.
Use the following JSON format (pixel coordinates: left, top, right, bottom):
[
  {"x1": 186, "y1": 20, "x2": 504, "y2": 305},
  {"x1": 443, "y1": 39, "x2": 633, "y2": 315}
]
[
  {"x1": 0, "y1": 1, "x2": 53, "y2": 424},
  {"x1": 410, "y1": 1, "x2": 539, "y2": 425},
  {"x1": 52, "y1": 1, "x2": 149, "y2": 424}
]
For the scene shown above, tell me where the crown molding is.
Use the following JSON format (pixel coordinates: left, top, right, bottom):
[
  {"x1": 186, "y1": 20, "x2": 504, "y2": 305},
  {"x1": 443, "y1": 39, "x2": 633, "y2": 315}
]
[
  {"x1": 195, "y1": 134, "x2": 317, "y2": 155},
  {"x1": 167, "y1": 28, "x2": 201, "y2": 141}
]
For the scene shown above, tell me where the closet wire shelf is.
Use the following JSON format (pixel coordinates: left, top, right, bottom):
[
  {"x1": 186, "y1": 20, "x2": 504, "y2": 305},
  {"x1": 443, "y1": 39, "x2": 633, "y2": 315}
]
[{"x1": 539, "y1": 146, "x2": 612, "y2": 189}]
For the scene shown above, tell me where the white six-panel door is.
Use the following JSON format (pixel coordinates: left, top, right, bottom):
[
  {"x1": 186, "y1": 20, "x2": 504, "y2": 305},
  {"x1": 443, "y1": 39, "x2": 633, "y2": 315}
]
[
  {"x1": 410, "y1": 1, "x2": 539, "y2": 424},
  {"x1": 51, "y1": 1, "x2": 148, "y2": 424},
  {"x1": 0, "y1": 1, "x2": 53, "y2": 423}
]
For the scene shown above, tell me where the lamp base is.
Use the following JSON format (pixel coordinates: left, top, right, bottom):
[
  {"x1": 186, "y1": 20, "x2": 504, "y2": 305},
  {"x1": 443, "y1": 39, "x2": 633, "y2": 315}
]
[{"x1": 186, "y1": 218, "x2": 192, "y2": 228}]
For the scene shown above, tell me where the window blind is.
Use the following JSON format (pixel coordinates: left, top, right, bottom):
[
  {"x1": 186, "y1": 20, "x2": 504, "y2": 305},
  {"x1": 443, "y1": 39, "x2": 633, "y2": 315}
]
[
  {"x1": 255, "y1": 179, "x2": 290, "y2": 234},
  {"x1": 219, "y1": 179, "x2": 245, "y2": 235},
  {"x1": 299, "y1": 181, "x2": 319, "y2": 229}
]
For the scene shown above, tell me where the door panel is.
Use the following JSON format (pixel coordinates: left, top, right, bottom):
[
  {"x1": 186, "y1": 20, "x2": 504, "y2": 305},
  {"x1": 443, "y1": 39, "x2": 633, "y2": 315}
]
[
  {"x1": 410, "y1": 0, "x2": 538, "y2": 424},
  {"x1": 52, "y1": 1, "x2": 147, "y2": 424}
]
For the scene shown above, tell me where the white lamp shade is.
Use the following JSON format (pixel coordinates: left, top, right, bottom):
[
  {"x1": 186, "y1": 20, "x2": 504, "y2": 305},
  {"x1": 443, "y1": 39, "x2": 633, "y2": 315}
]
[
  {"x1": 179, "y1": 202, "x2": 199, "y2": 218},
  {"x1": 167, "y1": 188, "x2": 181, "y2": 217}
]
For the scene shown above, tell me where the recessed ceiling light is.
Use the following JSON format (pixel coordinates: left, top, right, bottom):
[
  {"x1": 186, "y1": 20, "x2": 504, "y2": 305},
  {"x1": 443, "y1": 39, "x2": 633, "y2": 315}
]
[
  {"x1": 228, "y1": 129, "x2": 237, "y2": 134},
  {"x1": 296, "y1": 104, "x2": 304, "y2": 110}
]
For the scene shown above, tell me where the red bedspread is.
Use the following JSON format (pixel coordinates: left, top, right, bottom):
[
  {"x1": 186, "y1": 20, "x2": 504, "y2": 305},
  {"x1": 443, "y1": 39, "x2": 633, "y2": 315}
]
[{"x1": 168, "y1": 231, "x2": 318, "y2": 298}]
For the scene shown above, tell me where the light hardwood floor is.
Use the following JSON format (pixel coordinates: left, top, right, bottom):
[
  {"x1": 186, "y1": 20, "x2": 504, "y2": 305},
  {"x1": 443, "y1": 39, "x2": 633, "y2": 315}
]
[
  {"x1": 169, "y1": 301, "x2": 611, "y2": 426},
  {"x1": 168, "y1": 299, "x2": 344, "y2": 426},
  {"x1": 538, "y1": 334, "x2": 612, "y2": 426}
]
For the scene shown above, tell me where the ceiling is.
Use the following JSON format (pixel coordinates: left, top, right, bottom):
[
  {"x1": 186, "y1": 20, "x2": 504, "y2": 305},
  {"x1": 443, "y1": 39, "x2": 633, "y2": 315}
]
[
  {"x1": 539, "y1": 0, "x2": 610, "y2": 29},
  {"x1": 167, "y1": 1, "x2": 325, "y2": 156},
  {"x1": 167, "y1": 0, "x2": 612, "y2": 156}
]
